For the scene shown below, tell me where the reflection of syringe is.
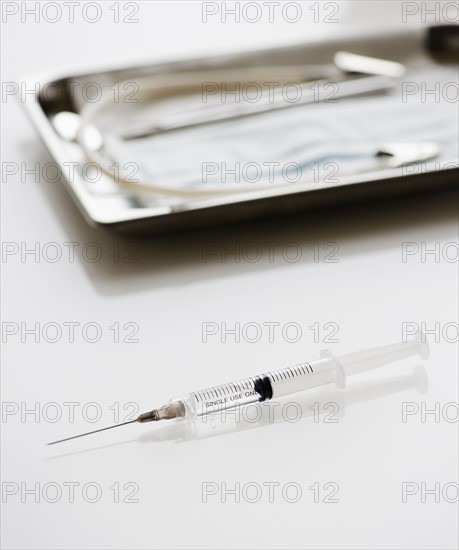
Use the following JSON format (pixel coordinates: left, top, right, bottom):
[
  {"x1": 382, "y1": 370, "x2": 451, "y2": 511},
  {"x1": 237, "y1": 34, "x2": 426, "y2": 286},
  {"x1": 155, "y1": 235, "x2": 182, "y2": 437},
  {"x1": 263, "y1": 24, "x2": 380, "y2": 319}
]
[{"x1": 48, "y1": 334, "x2": 428, "y2": 445}]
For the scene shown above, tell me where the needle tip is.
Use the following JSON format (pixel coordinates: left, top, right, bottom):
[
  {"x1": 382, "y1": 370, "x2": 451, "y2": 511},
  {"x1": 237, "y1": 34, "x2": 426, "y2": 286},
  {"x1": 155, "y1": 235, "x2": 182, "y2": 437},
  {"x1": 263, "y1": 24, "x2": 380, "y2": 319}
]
[{"x1": 46, "y1": 419, "x2": 138, "y2": 446}]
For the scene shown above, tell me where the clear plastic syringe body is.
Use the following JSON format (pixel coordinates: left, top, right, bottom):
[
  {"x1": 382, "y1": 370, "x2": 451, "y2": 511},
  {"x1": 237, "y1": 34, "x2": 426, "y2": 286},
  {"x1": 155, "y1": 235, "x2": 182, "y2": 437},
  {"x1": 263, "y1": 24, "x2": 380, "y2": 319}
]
[
  {"x1": 178, "y1": 356, "x2": 337, "y2": 419},
  {"x1": 143, "y1": 334, "x2": 428, "y2": 423},
  {"x1": 48, "y1": 335, "x2": 429, "y2": 445}
]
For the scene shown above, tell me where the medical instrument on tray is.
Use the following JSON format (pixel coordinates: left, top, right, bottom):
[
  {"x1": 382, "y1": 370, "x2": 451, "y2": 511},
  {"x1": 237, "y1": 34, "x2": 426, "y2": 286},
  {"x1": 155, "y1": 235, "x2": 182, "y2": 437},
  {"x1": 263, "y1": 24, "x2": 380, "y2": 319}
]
[
  {"x1": 116, "y1": 52, "x2": 407, "y2": 140},
  {"x1": 119, "y1": 74, "x2": 396, "y2": 140},
  {"x1": 48, "y1": 333, "x2": 428, "y2": 445},
  {"x1": 53, "y1": 50, "x2": 402, "y2": 143},
  {"x1": 51, "y1": 52, "x2": 411, "y2": 197}
]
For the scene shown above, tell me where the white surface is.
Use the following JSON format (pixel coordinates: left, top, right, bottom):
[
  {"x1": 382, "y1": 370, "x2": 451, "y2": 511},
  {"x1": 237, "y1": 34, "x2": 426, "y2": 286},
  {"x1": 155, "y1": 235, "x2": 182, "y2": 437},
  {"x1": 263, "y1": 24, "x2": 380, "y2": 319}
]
[{"x1": 1, "y1": 2, "x2": 458, "y2": 549}]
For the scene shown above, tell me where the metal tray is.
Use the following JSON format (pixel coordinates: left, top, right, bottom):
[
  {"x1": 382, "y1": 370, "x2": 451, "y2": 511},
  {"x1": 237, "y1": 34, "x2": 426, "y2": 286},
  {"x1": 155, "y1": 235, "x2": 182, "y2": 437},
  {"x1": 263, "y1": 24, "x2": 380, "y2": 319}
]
[{"x1": 24, "y1": 25, "x2": 458, "y2": 234}]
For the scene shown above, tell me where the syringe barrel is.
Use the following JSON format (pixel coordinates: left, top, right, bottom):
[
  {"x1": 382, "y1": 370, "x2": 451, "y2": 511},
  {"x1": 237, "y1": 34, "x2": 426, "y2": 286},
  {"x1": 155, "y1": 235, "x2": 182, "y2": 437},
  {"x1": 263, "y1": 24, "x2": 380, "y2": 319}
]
[
  {"x1": 175, "y1": 358, "x2": 338, "y2": 419},
  {"x1": 171, "y1": 334, "x2": 428, "y2": 420}
]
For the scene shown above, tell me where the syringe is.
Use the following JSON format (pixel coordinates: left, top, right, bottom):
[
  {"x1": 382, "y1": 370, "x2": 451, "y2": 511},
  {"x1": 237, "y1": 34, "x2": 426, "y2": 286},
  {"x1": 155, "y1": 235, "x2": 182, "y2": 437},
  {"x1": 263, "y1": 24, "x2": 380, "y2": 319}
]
[{"x1": 48, "y1": 333, "x2": 428, "y2": 445}]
